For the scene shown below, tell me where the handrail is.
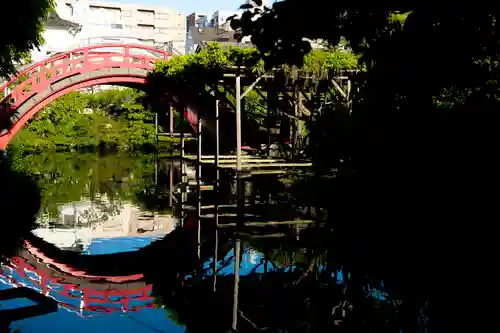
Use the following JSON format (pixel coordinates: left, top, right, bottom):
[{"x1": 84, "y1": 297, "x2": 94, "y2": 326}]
[{"x1": 0, "y1": 43, "x2": 169, "y2": 95}]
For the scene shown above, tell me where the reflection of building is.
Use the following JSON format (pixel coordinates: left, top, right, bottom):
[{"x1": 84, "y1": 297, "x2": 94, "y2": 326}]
[{"x1": 33, "y1": 201, "x2": 177, "y2": 252}]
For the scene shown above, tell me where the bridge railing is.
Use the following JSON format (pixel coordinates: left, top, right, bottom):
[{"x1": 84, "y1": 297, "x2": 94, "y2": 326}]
[
  {"x1": 0, "y1": 37, "x2": 180, "y2": 92},
  {"x1": 0, "y1": 44, "x2": 170, "y2": 105}
]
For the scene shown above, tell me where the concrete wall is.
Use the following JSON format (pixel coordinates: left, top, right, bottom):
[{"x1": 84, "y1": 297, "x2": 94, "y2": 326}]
[
  {"x1": 32, "y1": 28, "x2": 79, "y2": 62},
  {"x1": 43, "y1": 0, "x2": 186, "y2": 57}
]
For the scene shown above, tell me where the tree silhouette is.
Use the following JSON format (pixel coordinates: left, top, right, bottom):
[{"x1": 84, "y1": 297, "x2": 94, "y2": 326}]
[
  {"x1": 0, "y1": 157, "x2": 41, "y2": 261},
  {"x1": 0, "y1": 1, "x2": 53, "y2": 77},
  {"x1": 232, "y1": 2, "x2": 499, "y2": 332}
]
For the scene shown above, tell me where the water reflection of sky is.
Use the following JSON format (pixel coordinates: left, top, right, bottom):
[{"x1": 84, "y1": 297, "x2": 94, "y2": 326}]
[
  {"x1": 83, "y1": 236, "x2": 165, "y2": 255},
  {"x1": 0, "y1": 289, "x2": 185, "y2": 333}
]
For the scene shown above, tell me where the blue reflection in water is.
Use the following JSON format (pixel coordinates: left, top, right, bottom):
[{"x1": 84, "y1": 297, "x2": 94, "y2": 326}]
[
  {"x1": 1, "y1": 237, "x2": 390, "y2": 333},
  {"x1": 202, "y1": 248, "x2": 275, "y2": 276},
  {"x1": 0, "y1": 236, "x2": 185, "y2": 333},
  {"x1": 83, "y1": 236, "x2": 165, "y2": 255},
  {"x1": 199, "y1": 249, "x2": 386, "y2": 301}
]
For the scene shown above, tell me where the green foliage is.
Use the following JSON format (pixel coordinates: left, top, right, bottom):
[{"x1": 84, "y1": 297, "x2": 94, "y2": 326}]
[
  {"x1": 88, "y1": 88, "x2": 157, "y2": 146},
  {"x1": 147, "y1": 42, "x2": 357, "y2": 123},
  {"x1": 150, "y1": 42, "x2": 261, "y2": 98},
  {"x1": 234, "y1": 2, "x2": 500, "y2": 109},
  {"x1": 152, "y1": 42, "x2": 356, "y2": 84},
  {"x1": 11, "y1": 88, "x2": 157, "y2": 152},
  {"x1": 0, "y1": 1, "x2": 54, "y2": 78},
  {"x1": 302, "y1": 49, "x2": 358, "y2": 76}
]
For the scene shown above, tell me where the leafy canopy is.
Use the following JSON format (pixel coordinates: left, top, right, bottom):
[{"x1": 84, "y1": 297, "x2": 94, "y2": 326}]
[
  {"x1": 0, "y1": 1, "x2": 54, "y2": 77},
  {"x1": 152, "y1": 42, "x2": 357, "y2": 83},
  {"x1": 145, "y1": 42, "x2": 357, "y2": 129},
  {"x1": 234, "y1": 1, "x2": 500, "y2": 107}
]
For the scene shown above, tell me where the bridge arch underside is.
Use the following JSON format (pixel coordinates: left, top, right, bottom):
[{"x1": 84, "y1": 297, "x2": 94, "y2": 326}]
[{"x1": 0, "y1": 68, "x2": 149, "y2": 149}]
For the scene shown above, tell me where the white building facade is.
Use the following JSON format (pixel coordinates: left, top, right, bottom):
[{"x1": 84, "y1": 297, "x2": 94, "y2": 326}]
[
  {"x1": 32, "y1": 0, "x2": 186, "y2": 62},
  {"x1": 185, "y1": 1, "x2": 268, "y2": 54}
]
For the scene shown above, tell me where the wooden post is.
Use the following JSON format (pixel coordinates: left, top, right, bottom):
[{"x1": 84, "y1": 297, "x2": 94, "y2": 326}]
[
  {"x1": 235, "y1": 71, "x2": 245, "y2": 228},
  {"x1": 180, "y1": 108, "x2": 186, "y2": 227},
  {"x1": 196, "y1": 112, "x2": 202, "y2": 260},
  {"x1": 213, "y1": 98, "x2": 220, "y2": 292},
  {"x1": 154, "y1": 112, "x2": 159, "y2": 184},
  {"x1": 169, "y1": 105, "x2": 174, "y2": 139},
  {"x1": 215, "y1": 99, "x2": 220, "y2": 228},
  {"x1": 168, "y1": 106, "x2": 174, "y2": 207},
  {"x1": 266, "y1": 91, "x2": 271, "y2": 156},
  {"x1": 235, "y1": 71, "x2": 242, "y2": 171},
  {"x1": 233, "y1": 71, "x2": 243, "y2": 327}
]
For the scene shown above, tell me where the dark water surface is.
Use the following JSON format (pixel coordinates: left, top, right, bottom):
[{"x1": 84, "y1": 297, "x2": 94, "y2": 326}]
[{"x1": 1, "y1": 152, "x2": 401, "y2": 333}]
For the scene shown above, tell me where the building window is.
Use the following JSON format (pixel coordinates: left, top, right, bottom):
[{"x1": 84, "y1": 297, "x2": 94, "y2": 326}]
[
  {"x1": 156, "y1": 13, "x2": 170, "y2": 20},
  {"x1": 111, "y1": 23, "x2": 123, "y2": 29},
  {"x1": 121, "y1": 10, "x2": 132, "y2": 17},
  {"x1": 156, "y1": 27, "x2": 168, "y2": 33}
]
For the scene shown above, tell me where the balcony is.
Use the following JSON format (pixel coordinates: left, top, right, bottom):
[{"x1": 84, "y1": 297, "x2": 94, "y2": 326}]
[{"x1": 136, "y1": 9, "x2": 155, "y2": 25}]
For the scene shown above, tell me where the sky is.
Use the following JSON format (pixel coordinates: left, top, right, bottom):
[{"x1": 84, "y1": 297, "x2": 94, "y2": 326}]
[{"x1": 101, "y1": 0, "x2": 275, "y2": 16}]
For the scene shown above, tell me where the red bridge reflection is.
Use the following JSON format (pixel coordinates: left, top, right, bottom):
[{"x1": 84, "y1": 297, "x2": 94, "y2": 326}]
[{"x1": 0, "y1": 254, "x2": 154, "y2": 317}]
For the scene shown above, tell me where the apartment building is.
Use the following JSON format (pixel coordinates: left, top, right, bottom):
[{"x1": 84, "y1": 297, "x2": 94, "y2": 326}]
[
  {"x1": 186, "y1": 12, "x2": 210, "y2": 29},
  {"x1": 32, "y1": 0, "x2": 186, "y2": 62},
  {"x1": 185, "y1": 1, "x2": 268, "y2": 54}
]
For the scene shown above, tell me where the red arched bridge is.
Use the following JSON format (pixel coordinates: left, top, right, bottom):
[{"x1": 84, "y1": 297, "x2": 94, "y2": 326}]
[{"x1": 0, "y1": 43, "x2": 199, "y2": 150}]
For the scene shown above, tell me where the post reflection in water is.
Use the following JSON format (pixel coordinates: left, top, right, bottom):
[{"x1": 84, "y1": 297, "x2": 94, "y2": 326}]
[
  {"x1": 231, "y1": 238, "x2": 241, "y2": 331},
  {"x1": 0, "y1": 151, "x2": 418, "y2": 333}
]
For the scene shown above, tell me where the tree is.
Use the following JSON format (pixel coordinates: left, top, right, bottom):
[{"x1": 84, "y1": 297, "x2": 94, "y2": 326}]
[
  {"x1": 234, "y1": 3, "x2": 499, "y2": 332},
  {"x1": 11, "y1": 88, "x2": 158, "y2": 151},
  {"x1": 234, "y1": 2, "x2": 500, "y2": 109},
  {"x1": 0, "y1": 1, "x2": 54, "y2": 78},
  {"x1": 146, "y1": 42, "x2": 357, "y2": 151}
]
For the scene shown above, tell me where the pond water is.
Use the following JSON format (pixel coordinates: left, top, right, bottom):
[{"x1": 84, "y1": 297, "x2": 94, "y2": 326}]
[{"x1": 0, "y1": 152, "x2": 401, "y2": 333}]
